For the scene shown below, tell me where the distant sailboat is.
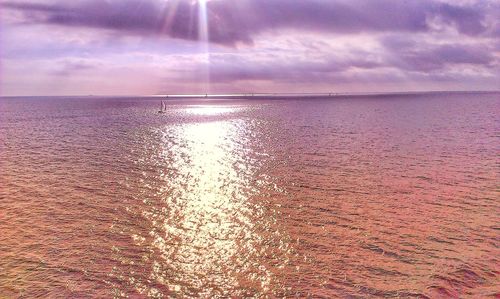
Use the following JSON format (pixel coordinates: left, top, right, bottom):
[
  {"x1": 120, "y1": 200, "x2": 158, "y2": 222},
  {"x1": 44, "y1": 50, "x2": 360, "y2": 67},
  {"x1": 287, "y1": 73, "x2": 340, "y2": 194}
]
[{"x1": 158, "y1": 100, "x2": 167, "y2": 113}]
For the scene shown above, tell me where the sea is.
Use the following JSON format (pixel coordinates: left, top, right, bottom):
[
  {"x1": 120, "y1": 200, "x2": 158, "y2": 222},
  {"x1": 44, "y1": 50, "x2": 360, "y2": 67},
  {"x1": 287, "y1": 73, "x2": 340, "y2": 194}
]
[{"x1": 0, "y1": 92, "x2": 498, "y2": 298}]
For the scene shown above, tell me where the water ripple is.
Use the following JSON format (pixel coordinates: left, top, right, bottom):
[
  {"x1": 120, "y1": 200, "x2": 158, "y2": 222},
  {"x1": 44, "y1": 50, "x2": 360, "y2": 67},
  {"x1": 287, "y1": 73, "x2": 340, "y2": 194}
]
[{"x1": 1, "y1": 93, "x2": 498, "y2": 297}]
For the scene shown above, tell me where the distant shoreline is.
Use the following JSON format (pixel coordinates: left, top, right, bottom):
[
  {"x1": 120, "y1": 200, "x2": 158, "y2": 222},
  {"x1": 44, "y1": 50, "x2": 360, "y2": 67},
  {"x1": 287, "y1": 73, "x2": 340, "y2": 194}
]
[{"x1": 1, "y1": 90, "x2": 498, "y2": 99}]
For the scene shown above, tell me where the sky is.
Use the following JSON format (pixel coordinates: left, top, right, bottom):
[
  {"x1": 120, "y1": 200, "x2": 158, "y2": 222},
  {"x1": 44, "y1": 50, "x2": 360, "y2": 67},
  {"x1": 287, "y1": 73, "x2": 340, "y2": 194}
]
[{"x1": 0, "y1": 0, "x2": 498, "y2": 96}]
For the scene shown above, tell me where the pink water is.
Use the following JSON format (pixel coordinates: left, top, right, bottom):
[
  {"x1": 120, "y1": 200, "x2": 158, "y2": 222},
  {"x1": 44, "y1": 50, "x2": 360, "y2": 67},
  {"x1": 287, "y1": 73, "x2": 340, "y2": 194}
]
[{"x1": 1, "y1": 93, "x2": 499, "y2": 297}]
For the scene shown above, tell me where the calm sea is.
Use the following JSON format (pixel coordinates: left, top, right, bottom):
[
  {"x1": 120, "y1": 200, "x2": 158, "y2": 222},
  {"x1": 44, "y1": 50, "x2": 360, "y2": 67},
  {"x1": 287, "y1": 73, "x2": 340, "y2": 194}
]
[{"x1": 0, "y1": 92, "x2": 498, "y2": 298}]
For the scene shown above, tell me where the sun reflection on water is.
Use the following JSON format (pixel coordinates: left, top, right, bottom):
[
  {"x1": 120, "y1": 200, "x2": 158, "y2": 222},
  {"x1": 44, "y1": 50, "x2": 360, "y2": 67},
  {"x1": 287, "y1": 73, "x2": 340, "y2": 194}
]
[
  {"x1": 153, "y1": 120, "x2": 267, "y2": 295},
  {"x1": 125, "y1": 108, "x2": 292, "y2": 297},
  {"x1": 184, "y1": 105, "x2": 240, "y2": 116}
]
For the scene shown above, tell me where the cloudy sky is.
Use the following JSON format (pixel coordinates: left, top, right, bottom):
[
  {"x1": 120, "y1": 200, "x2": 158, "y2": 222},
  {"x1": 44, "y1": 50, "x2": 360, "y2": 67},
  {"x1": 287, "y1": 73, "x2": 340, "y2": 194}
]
[{"x1": 0, "y1": 0, "x2": 498, "y2": 96}]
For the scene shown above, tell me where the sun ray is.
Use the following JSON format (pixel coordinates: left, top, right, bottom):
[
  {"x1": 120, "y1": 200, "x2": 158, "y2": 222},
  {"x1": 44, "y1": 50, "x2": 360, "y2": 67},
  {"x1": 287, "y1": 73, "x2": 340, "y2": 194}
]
[
  {"x1": 160, "y1": 0, "x2": 181, "y2": 34},
  {"x1": 197, "y1": 0, "x2": 210, "y2": 94}
]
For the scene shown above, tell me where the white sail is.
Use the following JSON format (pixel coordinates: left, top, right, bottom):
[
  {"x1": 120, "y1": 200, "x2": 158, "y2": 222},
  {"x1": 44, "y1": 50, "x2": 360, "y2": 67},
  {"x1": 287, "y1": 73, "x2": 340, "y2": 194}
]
[{"x1": 158, "y1": 100, "x2": 165, "y2": 113}]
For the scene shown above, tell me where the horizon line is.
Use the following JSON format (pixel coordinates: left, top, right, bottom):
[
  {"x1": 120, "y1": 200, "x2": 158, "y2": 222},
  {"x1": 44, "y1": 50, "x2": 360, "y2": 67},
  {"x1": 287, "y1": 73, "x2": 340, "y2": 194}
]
[{"x1": 1, "y1": 90, "x2": 499, "y2": 98}]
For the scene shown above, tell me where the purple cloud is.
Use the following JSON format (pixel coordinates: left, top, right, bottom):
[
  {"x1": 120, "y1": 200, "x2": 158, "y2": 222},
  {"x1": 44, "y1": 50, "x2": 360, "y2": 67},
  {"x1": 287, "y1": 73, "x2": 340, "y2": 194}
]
[
  {"x1": 51, "y1": 60, "x2": 98, "y2": 76},
  {"x1": 437, "y1": 3, "x2": 487, "y2": 35},
  {"x1": 1, "y1": 0, "x2": 498, "y2": 95},
  {"x1": 2, "y1": 1, "x2": 166, "y2": 31},
  {"x1": 1, "y1": 0, "x2": 493, "y2": 46},
  {"x1": 383, "y1": 36, "x2": 497, "y2": 72},
  {"x1": 206, "y1": 51, "x2": 382, "y2": 83}
]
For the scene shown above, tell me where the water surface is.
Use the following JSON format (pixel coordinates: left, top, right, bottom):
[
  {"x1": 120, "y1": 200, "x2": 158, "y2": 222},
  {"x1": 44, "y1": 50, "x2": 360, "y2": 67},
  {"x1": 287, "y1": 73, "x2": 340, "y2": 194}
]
[{"x1": 0, "y1": 93, "x2": 498, "y2": 297}]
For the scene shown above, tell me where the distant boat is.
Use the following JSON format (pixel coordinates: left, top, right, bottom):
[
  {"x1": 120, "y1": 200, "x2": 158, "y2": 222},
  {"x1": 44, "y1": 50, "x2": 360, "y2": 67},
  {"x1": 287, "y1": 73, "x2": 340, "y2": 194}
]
[{"x1": 158, "y1": 100, "x2": 167, "y2": 113}]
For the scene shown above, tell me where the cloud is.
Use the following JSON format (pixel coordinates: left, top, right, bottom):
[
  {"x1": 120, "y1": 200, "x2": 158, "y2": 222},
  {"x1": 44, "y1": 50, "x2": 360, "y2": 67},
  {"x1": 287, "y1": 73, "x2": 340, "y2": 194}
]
[
  {"x1": 436, "y1": 2, "x2": 487, "y2": 35},
  {"x1": 205, "y1": 50, "x2": 382, "y2": 83},
  {"x1": 1, "y1": 0, "x2": 498, "y2": 95},
  {"x1": 382, "y1": 36, "x2": 497, "y2": 72},
  {"x1": 51, "y1": 59, "x2": 98, "y2": 76},
  {"x1": 1, "y1": 0, "x2": 494, "y2": 46}
]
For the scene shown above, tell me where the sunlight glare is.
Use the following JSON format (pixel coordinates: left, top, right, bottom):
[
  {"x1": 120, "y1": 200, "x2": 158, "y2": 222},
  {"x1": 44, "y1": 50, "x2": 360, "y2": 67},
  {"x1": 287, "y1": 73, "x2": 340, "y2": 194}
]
[{"x1": 197, "y1": 0, "x2": 210, "y2": 94}]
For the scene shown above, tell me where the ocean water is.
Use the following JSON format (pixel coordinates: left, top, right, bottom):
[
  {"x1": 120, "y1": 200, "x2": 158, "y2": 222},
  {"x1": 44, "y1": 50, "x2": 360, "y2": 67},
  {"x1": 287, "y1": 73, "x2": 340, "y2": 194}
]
[{"x1": 0, "y1": 92, "x2": 498, "y2": 298}]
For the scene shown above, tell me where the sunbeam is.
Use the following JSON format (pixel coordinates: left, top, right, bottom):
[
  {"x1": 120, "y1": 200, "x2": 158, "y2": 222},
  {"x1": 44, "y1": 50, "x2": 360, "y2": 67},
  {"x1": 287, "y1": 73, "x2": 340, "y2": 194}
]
[
  {"x1": 158, "y1": 0, "x2": 211, "y2": 94},
  {"x1": 197, "y1": 0, "x2": 210, "y2": 94},
  {"x1": 160, "y1": 0, "x2": 180, "y2": 34},
  {"x1": 198, "y1": 0, "x2": 209, "y2": 42}
]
